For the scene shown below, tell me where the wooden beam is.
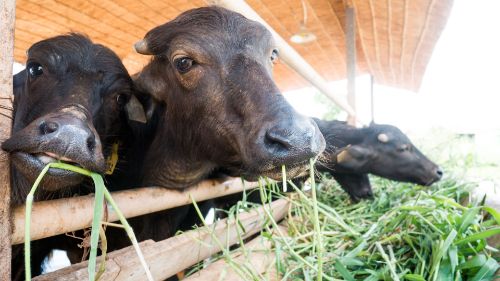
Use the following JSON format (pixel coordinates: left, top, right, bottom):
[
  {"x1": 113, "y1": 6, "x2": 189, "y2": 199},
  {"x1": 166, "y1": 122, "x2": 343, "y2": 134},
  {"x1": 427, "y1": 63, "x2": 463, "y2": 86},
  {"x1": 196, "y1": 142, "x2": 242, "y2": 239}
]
[
  {"x1": 345, "y1": 6, "x2": 357, "y2": 126},
  {"x1": 0, "y1": 0, "x2": 16, "y2": 279},
  {"x1": 12, "y1": 178, "x2": 258, "y2": 244},
  {"x1": 184, "y1": 225, "x2": 288, "y2": 281},
  {"x1": 211, "y1": 0, "x2": 358, "y2": 119},
  {"x1": 33, "y1": 199, "x2": 290, "y2": 281}
]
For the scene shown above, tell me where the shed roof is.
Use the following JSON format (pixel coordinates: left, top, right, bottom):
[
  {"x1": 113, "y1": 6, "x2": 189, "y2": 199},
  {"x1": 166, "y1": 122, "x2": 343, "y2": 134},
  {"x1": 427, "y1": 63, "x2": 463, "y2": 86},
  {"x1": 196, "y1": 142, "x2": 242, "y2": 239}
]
[{"x1": 14, "y1": 0, "x2": 453, "y2": 92}]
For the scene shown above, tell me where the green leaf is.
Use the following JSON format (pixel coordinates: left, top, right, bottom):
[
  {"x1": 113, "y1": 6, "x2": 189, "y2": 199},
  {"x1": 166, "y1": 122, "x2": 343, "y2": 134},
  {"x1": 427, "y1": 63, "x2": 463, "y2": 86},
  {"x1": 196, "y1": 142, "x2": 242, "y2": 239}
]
[
  {"x1": 455, "y1": 227, "x2": 500, "y2": 245},
  {"x1": 404, "y1": 274, "x2": 426, "y2": 281},
  {"x1": 345, "y1": 240, "x2": 367, "y2": 258},
  {"x1": 481, "y1": 206, "x2": 500, "y2": 225},
  {"x1": 469, "y1": 258, "x2": 500, "y2": 281},
  {"x1": 457, "y1": 255, "x2": 487, "y2": 270},
  {"x1": 88, "y1": 173, "x2": 105, "y2": 281},
  {"x1": 448, "y1": 245, "x2": 458, "y2": 272},
  {"x1": 458, "y1": 208, "x2": 480, "y2": 233},
  {"x1": 437, "y1": 260, "x2": 454, "y2": 281},
  {"x1": 340, "y1": 257, "x2": 364, "y2": 266},
  {"x1": 334, "y1": 259, "x2": 355, "y2": 281}
]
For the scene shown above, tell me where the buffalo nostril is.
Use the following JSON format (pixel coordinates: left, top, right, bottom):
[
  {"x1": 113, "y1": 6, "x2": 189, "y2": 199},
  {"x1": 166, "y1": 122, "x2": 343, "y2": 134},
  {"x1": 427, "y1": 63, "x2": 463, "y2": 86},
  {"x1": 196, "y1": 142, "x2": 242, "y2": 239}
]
[
  {"x1": 265, "y1": 127, "x2": 294, "y2": 150},
  {"x1": 39, "y1": 121, "x2": 59, "y2": 135},
  {"x1": 86, "y1": 135, "x2": 96, "y2": 152},
  {"x1": 436, "y1": 168, "x2": 443, "y2": 178}
]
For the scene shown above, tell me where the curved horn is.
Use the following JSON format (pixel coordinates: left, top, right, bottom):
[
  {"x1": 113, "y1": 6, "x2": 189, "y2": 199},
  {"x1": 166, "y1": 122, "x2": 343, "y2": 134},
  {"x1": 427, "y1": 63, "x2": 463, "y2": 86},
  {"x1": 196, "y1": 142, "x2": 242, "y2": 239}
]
[
  {"x1": 377, "y1": 133, "x2": 389, "y2": 143},
  {"x1": 134, "y1": 40, "x2": 152, "y2": 55}
]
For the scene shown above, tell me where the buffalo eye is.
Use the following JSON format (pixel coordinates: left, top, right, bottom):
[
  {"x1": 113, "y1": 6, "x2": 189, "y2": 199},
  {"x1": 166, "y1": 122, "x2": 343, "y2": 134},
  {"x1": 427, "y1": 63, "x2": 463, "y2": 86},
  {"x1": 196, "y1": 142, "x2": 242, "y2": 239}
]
[
  {"x1": 270, "y1": 49, "x2": 279, "y2": 63},
  {"x1": 174, "y1": 57, "x2": 195, "y2": 74},
  {"x1": 27, "y1": 62, "x2": 43, "y2": 79},
  {"x1": 397, "y1": 144, "x2": 410, "y2": 152},
  {"x1": 116, "y1": 93, "x2": 129, "y2": 107}
]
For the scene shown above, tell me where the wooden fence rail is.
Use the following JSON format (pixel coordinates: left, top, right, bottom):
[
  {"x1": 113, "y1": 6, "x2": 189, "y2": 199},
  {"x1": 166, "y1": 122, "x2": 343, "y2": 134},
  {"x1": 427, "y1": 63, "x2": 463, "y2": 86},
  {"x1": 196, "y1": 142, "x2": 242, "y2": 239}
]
[
  {"x1": 33, "y1": 198, "x2": 290, "y2": 281},
  {"x1": 12, "y1": 178, "x2": 258, "y2": 244}
]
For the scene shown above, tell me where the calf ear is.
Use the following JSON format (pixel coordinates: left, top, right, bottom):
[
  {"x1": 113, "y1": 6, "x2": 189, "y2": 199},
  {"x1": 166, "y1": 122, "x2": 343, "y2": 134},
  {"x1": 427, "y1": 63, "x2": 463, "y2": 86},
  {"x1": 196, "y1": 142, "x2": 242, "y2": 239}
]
[
  {"x1": 125, "y1": 95, "x2": 147, "y2": 123},
  {"x1": 336, "y1": 145, "x2": 374, "y2": 170}
]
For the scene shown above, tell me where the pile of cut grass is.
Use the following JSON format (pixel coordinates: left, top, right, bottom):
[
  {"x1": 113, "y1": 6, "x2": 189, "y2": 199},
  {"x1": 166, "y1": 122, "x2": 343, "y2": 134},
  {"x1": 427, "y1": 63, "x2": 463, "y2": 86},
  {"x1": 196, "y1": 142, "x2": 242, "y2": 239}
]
[
  {"x1": 275, "y1": 175, "x2": 500, "y2": 280},
  {"x1": 193, "y1": 174, "x2": 500, "y2": 281}
]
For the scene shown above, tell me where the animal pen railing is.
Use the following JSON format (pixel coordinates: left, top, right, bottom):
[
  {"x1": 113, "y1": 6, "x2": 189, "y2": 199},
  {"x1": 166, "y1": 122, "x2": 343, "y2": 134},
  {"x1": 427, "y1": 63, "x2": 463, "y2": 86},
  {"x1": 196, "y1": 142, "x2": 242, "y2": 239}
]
[{"x1": 0, "y1": 0, "x2": 358, "y2": 279}]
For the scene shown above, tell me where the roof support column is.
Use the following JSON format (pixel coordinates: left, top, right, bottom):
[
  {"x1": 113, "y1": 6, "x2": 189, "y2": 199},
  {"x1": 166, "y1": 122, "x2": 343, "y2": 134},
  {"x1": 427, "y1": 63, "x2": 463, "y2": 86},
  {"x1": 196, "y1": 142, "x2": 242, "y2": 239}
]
[
  {"x1": 346, "y1": 6, "x2": 357, "y2": 126},
  {"x1": 0, "y1": 0, "x2": 16, "y2": 279}
]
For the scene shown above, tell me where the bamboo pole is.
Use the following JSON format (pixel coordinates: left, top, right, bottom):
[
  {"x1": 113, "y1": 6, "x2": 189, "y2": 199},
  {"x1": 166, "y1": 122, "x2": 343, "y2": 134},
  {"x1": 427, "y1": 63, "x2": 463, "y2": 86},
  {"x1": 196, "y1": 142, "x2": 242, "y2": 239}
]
[
  {"x1": 12, "y1": 178, "x2": 258, "y2": 244},
  {"x1": 33, "y1": 199, "x2": 290, "y2": 281},
  {"x1": 346, "y1": 6, "x2": 357, "y2": 126},
  {"x1": 210, "y1": 0, "x2": 357, "y2": 119},
  {"x1": 184, "y1": 225, "x2": 288, "y2": 281},
  {"x1": 0, "y1": 0, "x2": 16, "y2": 279}
]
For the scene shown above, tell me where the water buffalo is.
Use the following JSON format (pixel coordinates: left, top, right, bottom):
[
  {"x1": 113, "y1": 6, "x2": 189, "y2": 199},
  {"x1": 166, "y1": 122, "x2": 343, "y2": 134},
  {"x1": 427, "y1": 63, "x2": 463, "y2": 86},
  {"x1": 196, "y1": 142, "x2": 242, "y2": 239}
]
[
  {"x1": 315, "y1": 119, "x2": 443, "y2": 201},
  {"x1": 103, "y1": 6, "x2": 327, "y2": 261},
  {"x1": 2, "y1": 34, "x2": 145, "y2": 279},
  {"x1": 133, "y1": 6, "x2": 325, "y2": 187}
]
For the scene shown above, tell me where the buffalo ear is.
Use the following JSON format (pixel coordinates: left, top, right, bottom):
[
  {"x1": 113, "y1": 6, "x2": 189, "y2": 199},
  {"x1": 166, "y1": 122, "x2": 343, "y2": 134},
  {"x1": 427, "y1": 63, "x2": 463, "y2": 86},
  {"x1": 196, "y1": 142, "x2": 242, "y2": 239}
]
[
  {"x1": 13, "y1": 69, "x2": 27, "y2": 96},
  {"x1": 125, "y1": 94, "x2": 147, "y2": 123},
  {"x1": 336, "y1": 145, "x2": 374, "y2": 171}
]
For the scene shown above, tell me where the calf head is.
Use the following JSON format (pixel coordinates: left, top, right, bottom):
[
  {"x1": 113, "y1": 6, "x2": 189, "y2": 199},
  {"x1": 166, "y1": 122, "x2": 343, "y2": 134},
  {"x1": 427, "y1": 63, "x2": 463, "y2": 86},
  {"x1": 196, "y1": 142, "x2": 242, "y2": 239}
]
[
  {"x1": 2, "y1": 34, "x2": 144, "y2": 199},
  {"x1": 134, "y1": 7, "x2": 325, "y2": 187},
  {"x1": 335, "y1": 123, "x2": 443, "y2": 186}
]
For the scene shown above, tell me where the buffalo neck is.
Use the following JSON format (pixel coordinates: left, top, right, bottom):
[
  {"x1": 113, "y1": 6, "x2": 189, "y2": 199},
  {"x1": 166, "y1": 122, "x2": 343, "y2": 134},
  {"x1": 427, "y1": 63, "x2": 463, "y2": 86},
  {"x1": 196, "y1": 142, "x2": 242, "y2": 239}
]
[{"x1": 139, "y1": 107, "x2": 216, "y2": 189}]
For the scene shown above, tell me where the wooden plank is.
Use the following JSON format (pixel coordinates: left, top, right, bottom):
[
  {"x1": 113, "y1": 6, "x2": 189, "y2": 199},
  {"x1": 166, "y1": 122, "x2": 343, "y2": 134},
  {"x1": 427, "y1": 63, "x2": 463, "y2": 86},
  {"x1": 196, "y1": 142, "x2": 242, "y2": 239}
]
[
  {"x1": 33, "y1": 199, "x2": 290, "y2": 281},
  {"x1": 0, "y1": 0, "x2": 15, "y2": 279},
  {"x1": 12, "y1": 178, "x2": 258, "y2": 244},
  {"x1": 184, "y1": 225, "x2": 288, "y2": 281}
]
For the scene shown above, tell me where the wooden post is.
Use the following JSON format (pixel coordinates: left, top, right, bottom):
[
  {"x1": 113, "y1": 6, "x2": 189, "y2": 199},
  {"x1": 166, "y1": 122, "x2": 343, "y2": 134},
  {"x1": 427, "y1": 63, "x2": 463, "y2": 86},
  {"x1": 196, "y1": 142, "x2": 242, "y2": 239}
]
[
  {"x1": 370, "y1": 74, "x2": 375, "y2": 123},
  {"x1": 346, "y1": 6, "x2": 357, "y2": 126},
  {"x1": 0, "y1": 0, "x2": 15, "y2": 279}
]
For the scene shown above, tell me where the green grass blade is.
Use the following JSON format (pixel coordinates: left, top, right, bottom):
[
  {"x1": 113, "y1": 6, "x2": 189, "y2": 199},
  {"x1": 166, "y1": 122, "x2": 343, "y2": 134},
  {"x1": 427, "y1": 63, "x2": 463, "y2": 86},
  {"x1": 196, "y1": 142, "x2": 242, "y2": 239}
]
[
  {"x1": 469, "y1": 258, "x2": 500, "y2": 281},
  {"x1": 457, "y1": 254, "x2": 487, "y2": 270},
  {"x1": 481, "y1": 206, "x2": 500, "y2": 225},
  {"x1": 24, "y1": 163, "x2": 52, "y2": 281},
  {"x1": 88, "y1": 173, "x2": 105, "y2": 281},
  {"x1": 454, "y1": 227, "x2": 500, "y2": 245},
  {"x1": 309, "y1": 159, "x2": 323, "y2": 281},
  {"x1": 333, "y1": 259, "x2": 355, "y2": 281},
  {"x1": 404, "y1": 274, "x2": 426, "y2": 281}
]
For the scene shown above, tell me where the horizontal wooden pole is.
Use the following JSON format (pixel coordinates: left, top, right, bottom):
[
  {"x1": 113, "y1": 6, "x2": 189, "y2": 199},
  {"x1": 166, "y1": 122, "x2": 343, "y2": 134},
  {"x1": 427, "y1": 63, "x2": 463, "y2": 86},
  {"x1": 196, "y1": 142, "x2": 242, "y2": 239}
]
[
  {"x1": 12, "y1": 178, "x2": 258, "y2": 245},
  {"x1": 211, "y1": 0, "x2": 357, "y2": 118},
  {"x1": 184, "y1": 225, "x2": 288, "y2": 281},
  {"x1": 33, "y1": 199, "x2": 290, "y2": 281}
]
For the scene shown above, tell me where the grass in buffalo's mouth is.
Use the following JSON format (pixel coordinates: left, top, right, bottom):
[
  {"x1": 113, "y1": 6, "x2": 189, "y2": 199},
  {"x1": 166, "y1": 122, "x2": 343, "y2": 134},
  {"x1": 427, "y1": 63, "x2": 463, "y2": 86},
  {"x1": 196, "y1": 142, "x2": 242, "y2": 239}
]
[
  {"x1": 187, "y1": 162, "x2": 500, "y2": 281},
  {"x1": 24, "y1": 162, "x2": 153, "y2": 281}
]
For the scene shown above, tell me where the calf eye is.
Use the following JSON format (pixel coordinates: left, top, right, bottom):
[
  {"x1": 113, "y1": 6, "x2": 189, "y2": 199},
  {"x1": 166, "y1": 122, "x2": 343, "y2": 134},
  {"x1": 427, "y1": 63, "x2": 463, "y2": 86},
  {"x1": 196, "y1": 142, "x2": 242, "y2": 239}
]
[
  {"x1": 397, "y1": 144, "x2": 410, "y2": 152},
  {"x1": 27, "y1": 62, "x2": 43, "y2": 78},
  {"x1": 271, "y1": 49, "x2": 279, "y2": 63},
  {"x1": 174, "y1": 57, "x2": 195, "y2": 74}
]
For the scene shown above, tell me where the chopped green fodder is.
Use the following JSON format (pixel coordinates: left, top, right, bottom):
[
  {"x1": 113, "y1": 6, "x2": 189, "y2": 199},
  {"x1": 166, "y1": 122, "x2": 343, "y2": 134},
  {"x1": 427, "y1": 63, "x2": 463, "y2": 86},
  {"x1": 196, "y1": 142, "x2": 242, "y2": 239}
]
[
  {"x1": 25, "y1": 162, "x2": 153, "y2": 281},
  {"x1": 284, "y1": 174, "x2": 500, "y2": 281},
  {"x1": 187, "y1": 163, "x2": 500, "y2": 281}
]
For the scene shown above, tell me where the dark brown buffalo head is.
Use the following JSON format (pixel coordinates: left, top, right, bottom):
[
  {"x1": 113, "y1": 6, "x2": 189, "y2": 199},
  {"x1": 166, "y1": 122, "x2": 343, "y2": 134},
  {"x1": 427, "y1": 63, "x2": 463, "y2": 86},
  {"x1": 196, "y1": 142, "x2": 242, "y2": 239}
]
[
  {"x1": 133, "y1": 7, "x2": 325, "y2": 187},
  {"x1": 333, "y1": 122, "x2": 443, "y2": 186},
  {"x1": 2, "y1": 34, "x2": 145, "y2": 200}
]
